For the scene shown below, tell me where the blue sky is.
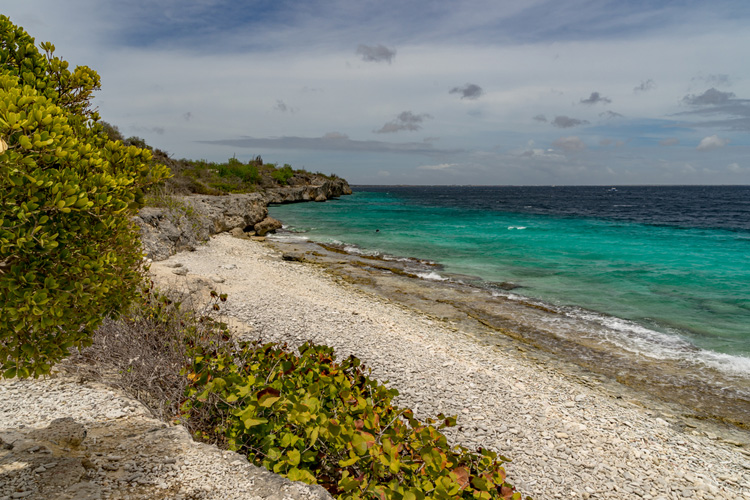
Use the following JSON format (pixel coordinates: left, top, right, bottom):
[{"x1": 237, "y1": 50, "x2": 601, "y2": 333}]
[{"x1": 3, "y1": 0, "x2": 750, "y2": 184}]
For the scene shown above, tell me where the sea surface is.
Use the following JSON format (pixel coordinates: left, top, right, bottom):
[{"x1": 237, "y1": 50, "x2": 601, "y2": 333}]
[{"x1": 269, "y1": 185, "x2": 750, "y2": 418}]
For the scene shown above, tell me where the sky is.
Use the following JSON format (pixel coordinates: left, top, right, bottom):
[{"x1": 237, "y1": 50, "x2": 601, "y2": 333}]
[{"x1": 3, "y1": 0, "x2": 750, "y2": 185}]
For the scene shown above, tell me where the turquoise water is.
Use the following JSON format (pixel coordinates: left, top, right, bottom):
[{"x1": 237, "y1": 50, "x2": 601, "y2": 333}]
[{"x1": 269, "y1": 187, "x2": 750, "y2": 375}]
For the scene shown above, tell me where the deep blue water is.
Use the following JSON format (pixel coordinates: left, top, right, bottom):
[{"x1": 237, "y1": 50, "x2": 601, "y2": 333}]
[{"x1": 269, "y1": 185, "x2": 750, "y2": 376}]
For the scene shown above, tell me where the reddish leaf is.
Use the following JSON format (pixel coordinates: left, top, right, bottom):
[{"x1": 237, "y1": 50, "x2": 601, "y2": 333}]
[
  {"x1": 452, "y1": 467, "x2": 470, "y2": 489},
  {"x1": 256, "y1": 387, "x2": 280, "y2": 399}
]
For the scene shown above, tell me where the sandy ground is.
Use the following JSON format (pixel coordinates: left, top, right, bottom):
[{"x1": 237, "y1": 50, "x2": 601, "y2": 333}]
[{"x1": 148, "y1": 233, "x2": 750, "y2": 500}]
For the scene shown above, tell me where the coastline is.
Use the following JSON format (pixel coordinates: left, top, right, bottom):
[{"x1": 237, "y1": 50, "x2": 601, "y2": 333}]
[{"x1": 150, "y1": 233, "x2": 750, "y2": 500}]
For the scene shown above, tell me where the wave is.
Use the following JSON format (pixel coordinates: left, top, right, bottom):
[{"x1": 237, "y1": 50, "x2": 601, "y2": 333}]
[{"x1": 416, "y1": 271, "x2": 448, "y2": 281}]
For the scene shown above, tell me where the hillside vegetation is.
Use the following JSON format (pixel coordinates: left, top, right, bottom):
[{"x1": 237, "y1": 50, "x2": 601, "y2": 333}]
[{"x1": 100, "y1": 122, "x2": 340, "y2": 196}]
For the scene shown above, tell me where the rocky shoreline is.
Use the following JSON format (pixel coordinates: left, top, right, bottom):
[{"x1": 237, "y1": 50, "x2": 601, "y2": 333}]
[{"x1": 135, "y1": 178, "x2": 351, "y2": 261}]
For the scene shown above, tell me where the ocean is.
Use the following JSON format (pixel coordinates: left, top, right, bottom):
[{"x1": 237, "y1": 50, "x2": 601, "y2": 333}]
[{"x1": 268, "y1": 185, "x2": 750, "y2": 422}]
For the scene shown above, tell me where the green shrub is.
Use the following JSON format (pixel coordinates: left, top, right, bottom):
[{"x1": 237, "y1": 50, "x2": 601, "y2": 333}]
[
  {"x1": 182, "y1": 340, "x2": 525, "y2": 499},
  {"x1": 271, "y1": 163, "x2": 295, "y2": 185},
  {"x1": 218, "y1": 157, "x2": 260, "y2": 183},
  {"x1": 0, "y1": 17, "x2": 169, "y2": 377}
]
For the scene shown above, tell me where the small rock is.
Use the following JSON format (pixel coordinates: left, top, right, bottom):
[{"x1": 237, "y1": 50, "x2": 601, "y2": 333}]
[
  {"x1": 211, "y1": 275, "x2": 225, "y2": 283},
  {"x1": 172, "y1": 267, "x2": 188, "y2": 275}
]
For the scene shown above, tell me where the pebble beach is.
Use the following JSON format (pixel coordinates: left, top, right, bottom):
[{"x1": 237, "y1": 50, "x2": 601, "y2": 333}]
[{"x1": 147, "y1": 233, "x2": 750, "y2": 500}]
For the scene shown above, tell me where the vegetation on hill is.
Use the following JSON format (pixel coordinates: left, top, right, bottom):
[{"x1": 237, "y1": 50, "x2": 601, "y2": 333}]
[{"x1": 98, "y1": 122, "x2": 339, "y2": 196}]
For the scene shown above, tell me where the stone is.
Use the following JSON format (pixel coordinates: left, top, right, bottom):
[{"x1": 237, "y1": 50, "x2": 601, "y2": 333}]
[
  {"x1": 254, "y1": 216, "x2": 283, "y2": 236},
  {"x1": 31, "y1": 418, "x2": 87, "y2": 448},
  {"x1": 171, "y1": 267, "x2": 188, "y2": 276}
]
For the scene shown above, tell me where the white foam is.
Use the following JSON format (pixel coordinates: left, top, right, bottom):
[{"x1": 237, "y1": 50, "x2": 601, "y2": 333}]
[
  {"x1": 507, "y1": 226, "x2": 527, "y2": 230},
  {"x1": 268, "y1": 233, "x2": 309, "y2": 243},
  {"x1": 417, "y1": 271, "x2": 448, "y2": 281},
  {"x1": 343, "y1": 245, "x2": 380, "y2": 257},
  {"x1": 570, "y1": 309, "x2": 750, "y2": 378}
]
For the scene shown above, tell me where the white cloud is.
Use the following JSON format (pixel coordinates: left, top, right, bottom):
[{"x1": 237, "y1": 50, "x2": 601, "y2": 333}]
[
  {"x1": 727, "y1": 163, "x2": 747, "y2": 173},
  {"x1": 696, "y1": 135, "x2": 730, "y2": 151},
  {"x1": 417, "y1": 163, "x2": 459, "y2": 170}
]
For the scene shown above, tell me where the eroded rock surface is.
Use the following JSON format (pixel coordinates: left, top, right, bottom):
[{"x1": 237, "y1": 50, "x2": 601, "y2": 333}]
[{"x1": 135, "y1": 179, "x2": 351, "y2": 261}]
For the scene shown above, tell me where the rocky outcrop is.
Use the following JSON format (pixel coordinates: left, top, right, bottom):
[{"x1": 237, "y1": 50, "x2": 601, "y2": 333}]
[
  {"x1": 135, "y1": 179, "x2": 351, "y2": 261},
  {"x1": 254, "y1": 216, "x2": 283, "y2": 236},
  {"x1": 135, "y1": 193, "x2": 267, "y2": 261},
  {"x1": 264, "y1": 178, "x2": 352, "y2": 204}
]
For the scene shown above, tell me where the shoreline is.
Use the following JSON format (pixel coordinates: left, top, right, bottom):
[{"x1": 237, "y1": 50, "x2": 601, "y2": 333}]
[
  {"x1": 265, "y1": 231, "x2": 750, "y2": 431},
  {"x1": 150, "y1": 233, "x2": 750, "y2": 500}
]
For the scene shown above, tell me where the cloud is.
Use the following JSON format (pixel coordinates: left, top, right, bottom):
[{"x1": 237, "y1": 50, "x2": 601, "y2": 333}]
[
  {"x1": 132, "y1": 125, "x2": 165, "y2": 135},
  {"x1": 552, "y1": 115, "x2": 589, "y2": 128},
  {"x1": 693, "y1": 74, "x2": 733, "y2": 87},
  {"x1": 376, "y1": 111, "x2": 433, "y2": 133},
  {"x1": 683, "y1": 88, "x2": 736, "y2": 106},
  {"x1": 675, "y1": 88, "x2": 750, "y2": 130},
  {"x1": 599, "y1": 110, "x2": 623, "y2": 119},
  {"x1": 659, "y1": 138, "x2": 680, "y2": 146},
  {"x1": 696, "y1": 135, "x2": 729, "y2": 151},
  {"x1": 634, "y1": 79, "x2": 655, "y2": 93},
  {"x1": 552, "y1": 136, "x2": 586, "y2": 152},
  {"x1": 274, "y1": 99, "x2": 297, "y2": 113},
  {"x1": 356, "y1": 44, "x2": 396, "y2": 63},
  {"x1": 449, "y1": 83, "x2": 484, "y2": 100},
  {"x1": 417, "y1": 163, "x2": 459, "y2": 170},
  {"x1": 727, "y1": 163, "x2": 746, "y2": 173},
  {"x1": 580, "y1": 92, "x2": 611, "y2": 105},
  {"x1": 532, "y1": 114, "x2": 548, "y2": 122},
  {"x1": 274, "y1": 100, "x2": 289, "y2": 112},
  {"x1": 200, "y1": 133, "x2": 460, "y2": 155}
]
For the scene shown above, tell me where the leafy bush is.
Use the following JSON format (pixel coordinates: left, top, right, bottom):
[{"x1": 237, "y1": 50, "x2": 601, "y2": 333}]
[
  {"x1": 0, "y1": 17, "x2": 169, "y2": 377},
  {"x1": 271, "y1": 163, "x2": 295, "y2": 185},
  {"x1": 182, "y1": 340, "x2": 525, "y2": 499},
  {"x1": 217, "y1": 157, "x2": 260, "y2": 183}
]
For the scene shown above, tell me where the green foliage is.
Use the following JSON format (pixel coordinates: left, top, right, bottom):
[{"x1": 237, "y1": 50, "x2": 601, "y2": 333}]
[
  {"x1": 270, "y1": 163, "x2": 295, "y2": 185},
  {"x1": 0, "y1": 16, "x2": 169, "y2": 377},
  {"x1": 217, "y1": 156, "x2": 260, "y2": 184},
  {"x1": 181, "y1": 341, "x2": 525, "y2": 499}
]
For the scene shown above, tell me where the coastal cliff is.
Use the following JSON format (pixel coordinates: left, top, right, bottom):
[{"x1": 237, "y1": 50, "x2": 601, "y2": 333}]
[{"x1": 135, "y1": 177, "x2": 351, "y2": 261}]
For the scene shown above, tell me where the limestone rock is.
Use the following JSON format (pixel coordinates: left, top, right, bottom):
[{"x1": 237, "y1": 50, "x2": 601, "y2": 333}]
[
  {"x1": 254, "y1": 216, "x2": 283, "y2": 236},
  {"x1": 135, "y1": 177, "x2": 351, "y2": 260},
  {"x1": 135, "y1": 193, "x2": 266, "y2": 261}
]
